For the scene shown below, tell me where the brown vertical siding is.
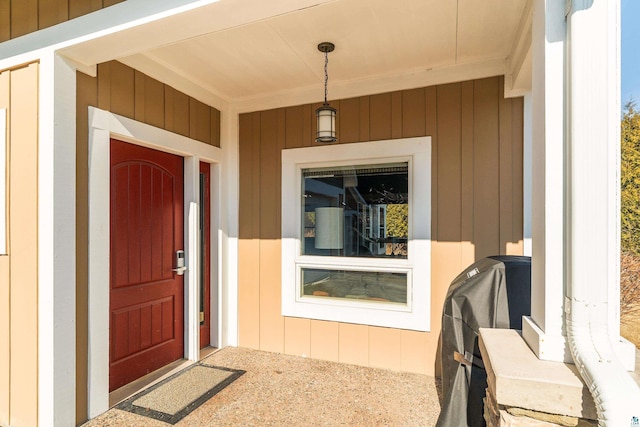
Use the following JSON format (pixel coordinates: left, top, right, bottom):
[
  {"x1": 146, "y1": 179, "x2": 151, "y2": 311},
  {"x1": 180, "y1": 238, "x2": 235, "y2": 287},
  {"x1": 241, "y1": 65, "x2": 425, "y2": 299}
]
[
  {"x1": 337, "y1": 98, "x2": 359, "y2": 144},
  {"x1": 461, "y1": 81, "x2": 476, "y2": 264},
  {"x1": 0, "y1": 63, "x2": 40, "y2": 426},
  {"x1": 164, "y1": 86, "x2": 190, "y2": 138},
  {"x1": 134, "y1": 70, "x2": 164, "y2": 129},
  {"x1": 11, "y1": 0, "x2": 38, "y2": 38},
  {"x1": 75, "y1": 70, "x2": 95, "y2": 426},
  {"x1": 237, "y1": 114, "x2": 260, "y2": 349},
  {"x1": 237, "y1": 76, "x2": 524, "y2": 376},
  {"x1": 0, "y1": 1, "x2": 9, "y2": 42},
  {"x1": 81, "y1": 61, "x2": 221, "y2": 146},
  {"x1": 426, "y1": 86, "x2": 438, "y2": 242},
  {"x1": 0, "y1": 0, "x2": 125, "y2": 42},
  {"x1": 473, "y1": 78, "x2": 501, "y2": 258},
  {"x1": 338, "y1": 323, "x2": 369, "y2": 366},
  {"x1": 508, "y1": 96, "x2": 524, "y2": 254},
  {"x1": 309, "y1": 320, "x2": 339, "y2": 361},
  {"x1": 436, "y1": 83, "x2": 462, "y2": 243},
  {"x1": 75, "y1": 60, "x2": 220, "y2": 424},
  {"x1": 258, "y1": 109, "x2": 285, "y2": 353},
  {"x1": 38, "y1": 0, "x2": 69, "y2": 32}
]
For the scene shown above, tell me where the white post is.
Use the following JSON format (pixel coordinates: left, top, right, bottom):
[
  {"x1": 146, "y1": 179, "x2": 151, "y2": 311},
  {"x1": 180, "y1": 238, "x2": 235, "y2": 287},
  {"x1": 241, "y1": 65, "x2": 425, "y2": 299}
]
[
  {"x1": 184, "y1": 157, "x2": 201, "y2": 361},
  {"x1": 521, "y1": 0, "x2": 570, "y2": 363},
  {"x1": 523, "y1": 93, "x2": 532, "y2": 257},
  {"x1": 38, "y1": 52, "x2": 77, "y2": 426}
]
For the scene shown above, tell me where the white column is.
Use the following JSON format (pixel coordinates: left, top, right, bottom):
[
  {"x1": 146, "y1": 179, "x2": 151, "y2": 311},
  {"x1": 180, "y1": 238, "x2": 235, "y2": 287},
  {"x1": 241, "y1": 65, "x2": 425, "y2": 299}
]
[
  {"x1": 184, "y1": 158, "x2": 201, "y2": 361},
  {"x1": 522, "y1": 0, "x2": 570, "y2": 363},
  {"x1": 523, "y1": 93, "x2": 532, "y2": 257},
  {"x1": 38, "y1": 52, "x2": 77, "y2": 425},
  {"x1": 209, "y1": 161, "x2": 220, "y2": 347},
  {"x1": 219, "y1": 108, "x2": 239, "y2": 347}
]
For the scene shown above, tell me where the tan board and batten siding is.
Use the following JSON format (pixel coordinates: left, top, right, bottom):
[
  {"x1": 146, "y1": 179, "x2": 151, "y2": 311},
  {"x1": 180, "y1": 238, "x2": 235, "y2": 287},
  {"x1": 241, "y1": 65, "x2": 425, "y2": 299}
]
[
  {"x1": 0, "y1": 0, "x2": 125, "y2": 41},
  {"x1": 0, "y1": 63, "x2": 40, "y2": 427},
  {"x1": 75, "y1": 60, "x2": 220, "y2": 424},
  {"x1": 1, "y1": 3, "x2": 128, "y2": 426},
  {"x1": 238, "y1": 77, "x2": 524, "y2": 376}
]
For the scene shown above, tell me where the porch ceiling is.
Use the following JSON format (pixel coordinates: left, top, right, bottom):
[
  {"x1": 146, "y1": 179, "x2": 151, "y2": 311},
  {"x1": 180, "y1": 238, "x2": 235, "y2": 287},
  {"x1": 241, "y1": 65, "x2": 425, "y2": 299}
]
[{"x1": 61, "y1": 0, "x2": 531, "y2": 111}]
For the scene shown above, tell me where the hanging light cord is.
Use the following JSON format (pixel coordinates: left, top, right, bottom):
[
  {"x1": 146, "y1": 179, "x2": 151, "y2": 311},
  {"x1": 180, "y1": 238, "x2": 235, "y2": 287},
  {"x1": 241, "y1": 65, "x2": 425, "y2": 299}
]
[{"x1": 323, "y1": 49, "x2": 329, "y2": 105}]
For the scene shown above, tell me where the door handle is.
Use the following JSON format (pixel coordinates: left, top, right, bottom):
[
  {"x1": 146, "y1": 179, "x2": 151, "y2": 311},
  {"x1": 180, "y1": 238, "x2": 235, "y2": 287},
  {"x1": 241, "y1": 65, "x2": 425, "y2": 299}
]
[
  {"x1": 172, "y1": 266, "x2": 187, "y2": 274},
  {"x1": 173, "y1": 250, "x2": 187, "y2": 275}
]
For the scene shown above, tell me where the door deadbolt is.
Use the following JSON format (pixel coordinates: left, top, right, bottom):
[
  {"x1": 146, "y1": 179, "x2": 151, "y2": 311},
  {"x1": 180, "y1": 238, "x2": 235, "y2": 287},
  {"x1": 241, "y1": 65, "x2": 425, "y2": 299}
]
[{"x1": 172, "y1": 250, "x2": 187, "y2": 275}]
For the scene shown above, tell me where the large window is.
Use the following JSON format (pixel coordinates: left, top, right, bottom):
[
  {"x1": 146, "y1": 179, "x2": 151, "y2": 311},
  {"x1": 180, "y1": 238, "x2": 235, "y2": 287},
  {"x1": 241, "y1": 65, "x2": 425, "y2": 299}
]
[{"x1": 281, "y1": 137, "x2": 431, "y2": 331}]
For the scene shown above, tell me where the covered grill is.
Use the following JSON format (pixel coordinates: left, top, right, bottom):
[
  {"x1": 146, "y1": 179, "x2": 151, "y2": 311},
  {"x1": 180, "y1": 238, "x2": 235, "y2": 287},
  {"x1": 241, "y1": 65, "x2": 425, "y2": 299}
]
[{"x1": 436, "y1": 256, "x2": 531, "y2": 427}]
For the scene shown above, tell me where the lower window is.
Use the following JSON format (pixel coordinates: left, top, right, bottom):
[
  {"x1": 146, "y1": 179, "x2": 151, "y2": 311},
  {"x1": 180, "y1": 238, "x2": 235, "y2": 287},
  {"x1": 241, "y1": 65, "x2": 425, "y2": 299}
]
[{"x1": 301, "y1": 268, "x2": 408, "y2": 305}]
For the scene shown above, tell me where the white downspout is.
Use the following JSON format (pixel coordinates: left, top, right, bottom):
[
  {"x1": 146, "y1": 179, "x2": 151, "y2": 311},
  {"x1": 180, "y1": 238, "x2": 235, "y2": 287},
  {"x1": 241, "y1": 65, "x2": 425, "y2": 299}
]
[
  {"x1": 565, "y1": 303, "x2": 640, "y2": 425},
  {"x1": 566, "y1": 1, "x2": 640, "y2": 425}
]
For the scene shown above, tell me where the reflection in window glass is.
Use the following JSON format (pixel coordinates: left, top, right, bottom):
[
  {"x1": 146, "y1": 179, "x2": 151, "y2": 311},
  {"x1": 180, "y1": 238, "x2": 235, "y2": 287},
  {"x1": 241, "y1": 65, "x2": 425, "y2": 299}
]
[
  {"x1": 301, "y1": 268, "x2": 408, "y2": 304},
  {"x1": 301, "y1": 162, "x2": 409, "y2": 258}
]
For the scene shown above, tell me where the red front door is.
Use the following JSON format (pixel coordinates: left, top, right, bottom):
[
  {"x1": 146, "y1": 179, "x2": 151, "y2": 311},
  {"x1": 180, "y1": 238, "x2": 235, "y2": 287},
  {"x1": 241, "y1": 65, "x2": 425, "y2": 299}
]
[{"x1": 109, "y1": 139, "x2": 184, "y2": 392}]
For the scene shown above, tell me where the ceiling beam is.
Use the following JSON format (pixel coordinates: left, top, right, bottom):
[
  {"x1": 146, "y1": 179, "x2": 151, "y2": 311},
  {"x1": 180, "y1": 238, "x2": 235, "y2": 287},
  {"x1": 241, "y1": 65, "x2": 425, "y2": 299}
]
[
  {"x1": 119, "y1": 51, "x2": 505, "y2": 113},
  {"x1": 232, "y1": 58, "x2": 506, "y2": 113},
  {"x1": 505, "y1": 0, "x2": 533, "y2": 96}
]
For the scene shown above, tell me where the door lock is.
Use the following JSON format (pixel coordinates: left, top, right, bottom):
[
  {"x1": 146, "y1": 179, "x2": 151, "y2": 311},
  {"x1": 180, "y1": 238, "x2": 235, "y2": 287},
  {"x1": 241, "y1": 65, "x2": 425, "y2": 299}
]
[{"x1": 172, "y1": 250, "x2": 187, "y2": 275}]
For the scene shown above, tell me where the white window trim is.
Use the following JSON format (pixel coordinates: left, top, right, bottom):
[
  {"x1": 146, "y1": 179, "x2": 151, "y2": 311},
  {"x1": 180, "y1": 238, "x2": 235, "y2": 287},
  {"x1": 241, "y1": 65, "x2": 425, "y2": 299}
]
[
  {"x1": 0, "y1": 109, "x2": 6, "y2": 255},
  {"x1": 281, "y1": 137, "x2": 431, "y2": 331}
]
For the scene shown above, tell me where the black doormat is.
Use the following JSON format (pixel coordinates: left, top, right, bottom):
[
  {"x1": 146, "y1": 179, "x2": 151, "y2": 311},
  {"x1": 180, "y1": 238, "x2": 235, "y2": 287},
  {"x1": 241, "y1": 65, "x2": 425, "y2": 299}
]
[{"x1": 115, "y1": 363, "x2": 245, "y2": 425}]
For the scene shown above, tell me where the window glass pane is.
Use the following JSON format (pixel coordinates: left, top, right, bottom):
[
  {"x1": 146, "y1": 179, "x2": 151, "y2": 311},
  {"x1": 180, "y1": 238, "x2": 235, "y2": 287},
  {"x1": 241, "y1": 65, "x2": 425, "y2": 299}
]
[
  {"x1": 301, "y1": 162, "x2": 408, "y2": 258},
  {"x1": 301, "y1": 268, "x2": 407, "y2": 304}
]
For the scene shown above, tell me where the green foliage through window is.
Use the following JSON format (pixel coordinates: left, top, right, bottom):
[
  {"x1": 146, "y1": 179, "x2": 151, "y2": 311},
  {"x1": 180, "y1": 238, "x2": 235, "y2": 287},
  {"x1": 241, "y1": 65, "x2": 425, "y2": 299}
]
[{"x1": 386, "y1": 204, "x2": 408, "y2": 238}]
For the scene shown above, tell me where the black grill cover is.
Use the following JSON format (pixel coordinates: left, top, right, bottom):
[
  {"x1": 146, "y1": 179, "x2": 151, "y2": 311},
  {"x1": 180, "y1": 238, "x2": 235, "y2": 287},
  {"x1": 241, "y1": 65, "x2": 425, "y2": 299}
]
[{"x1": 436, "y1": 256, "x2": 531, "y2": 427}]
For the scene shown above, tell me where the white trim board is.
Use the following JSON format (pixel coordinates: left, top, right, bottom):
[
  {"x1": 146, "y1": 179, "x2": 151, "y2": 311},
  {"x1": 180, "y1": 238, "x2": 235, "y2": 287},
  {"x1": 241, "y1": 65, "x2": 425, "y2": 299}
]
[
  {"x1": 87, "y1": 107, "x2": 222, "y2": 417},
  {"x1": 0, "y1": 0, "x2": 222, "y2": 72},
  {"x1": 38, "y1": 53, "x2": 78, "y2": 426}
]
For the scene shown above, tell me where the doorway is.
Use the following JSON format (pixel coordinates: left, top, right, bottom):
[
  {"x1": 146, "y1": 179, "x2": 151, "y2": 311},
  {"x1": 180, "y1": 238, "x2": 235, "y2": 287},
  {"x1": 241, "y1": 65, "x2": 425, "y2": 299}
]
[
  {"x1": 88, "y1": 108, "x2": 225, "y2": 417},
  {"x1": 109, "y1": 139, "x2": 185, "y2": 391}
]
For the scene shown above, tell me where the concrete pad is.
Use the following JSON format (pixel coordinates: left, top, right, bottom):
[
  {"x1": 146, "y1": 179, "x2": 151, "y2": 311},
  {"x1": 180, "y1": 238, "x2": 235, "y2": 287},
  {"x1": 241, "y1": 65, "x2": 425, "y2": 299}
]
[
  {"x1": 479, "y1": 328, "x2": 597, "y2": 420},
  {"x1": 83, "y1": 347, "x2": 441, "y2": 426}
]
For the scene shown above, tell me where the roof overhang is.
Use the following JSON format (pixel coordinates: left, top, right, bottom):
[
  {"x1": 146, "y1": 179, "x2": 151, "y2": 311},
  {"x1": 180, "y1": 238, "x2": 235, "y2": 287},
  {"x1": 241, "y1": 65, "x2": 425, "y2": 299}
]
[{"x1": 4, "y1": 0, "x2": 534, "y2": 112}]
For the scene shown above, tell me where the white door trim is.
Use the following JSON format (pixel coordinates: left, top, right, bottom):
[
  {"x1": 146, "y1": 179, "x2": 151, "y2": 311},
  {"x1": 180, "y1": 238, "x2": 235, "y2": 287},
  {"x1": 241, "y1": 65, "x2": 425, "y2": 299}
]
[{"x1": 87, "y1": 107, "x2": 222, "y2": 417}]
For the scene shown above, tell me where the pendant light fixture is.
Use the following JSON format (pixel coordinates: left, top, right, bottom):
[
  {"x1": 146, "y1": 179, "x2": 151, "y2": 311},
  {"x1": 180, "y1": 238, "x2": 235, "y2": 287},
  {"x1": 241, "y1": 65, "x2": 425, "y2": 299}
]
[{"x1": 316, "y1": 42, "x2": 337, "y2": 143}]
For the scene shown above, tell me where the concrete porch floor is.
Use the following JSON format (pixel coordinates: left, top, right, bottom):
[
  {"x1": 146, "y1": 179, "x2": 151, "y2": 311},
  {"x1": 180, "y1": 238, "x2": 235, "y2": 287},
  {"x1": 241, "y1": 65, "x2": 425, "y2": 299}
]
[{"x1": 82, "y1": 347, "x2": 442, "y2": 426}]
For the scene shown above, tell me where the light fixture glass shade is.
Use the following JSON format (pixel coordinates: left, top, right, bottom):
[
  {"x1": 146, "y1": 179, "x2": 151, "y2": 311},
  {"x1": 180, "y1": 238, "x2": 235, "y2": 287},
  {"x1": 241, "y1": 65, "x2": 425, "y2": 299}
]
[
  {"x1": 316, "y1": 103, "x2": 337, "y2": 143},
  {"x1": 315, "y1": 207, "x2": 344, "y2": 249}
]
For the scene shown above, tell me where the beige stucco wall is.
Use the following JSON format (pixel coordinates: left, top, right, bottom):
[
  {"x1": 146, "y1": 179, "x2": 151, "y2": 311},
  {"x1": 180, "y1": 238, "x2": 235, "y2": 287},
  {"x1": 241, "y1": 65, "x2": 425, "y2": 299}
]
[
  {"x1": 0, "y1": 62, "x2": 40, "y2": 427},
  {"x1": 238, "y1": 76, "x2": 524, "y2": 377}
]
